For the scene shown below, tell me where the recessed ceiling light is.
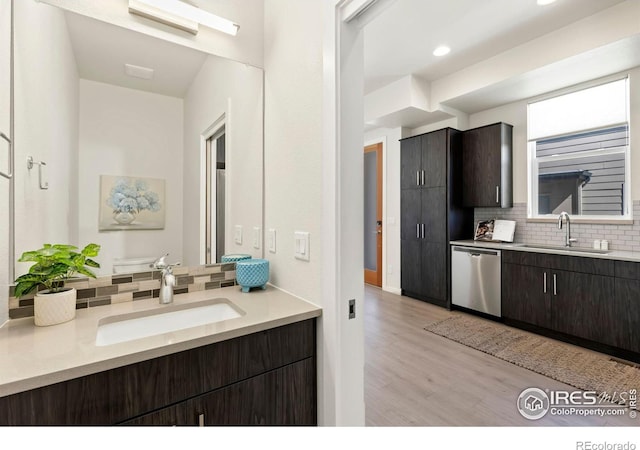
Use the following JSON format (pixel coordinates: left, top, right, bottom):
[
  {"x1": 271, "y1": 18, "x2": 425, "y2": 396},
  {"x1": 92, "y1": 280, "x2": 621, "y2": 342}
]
[
  {"x1": 537, "y1": 0, "x2": 556, "y2": 5},
  {"x1": 433, "y1": 46, "x2": 451, "y2": 57}
]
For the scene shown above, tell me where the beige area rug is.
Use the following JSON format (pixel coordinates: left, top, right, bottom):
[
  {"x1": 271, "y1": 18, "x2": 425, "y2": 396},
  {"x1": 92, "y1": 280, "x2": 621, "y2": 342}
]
[{"x1": 424, "y1": 314, "x2": 640, "y2": 400}]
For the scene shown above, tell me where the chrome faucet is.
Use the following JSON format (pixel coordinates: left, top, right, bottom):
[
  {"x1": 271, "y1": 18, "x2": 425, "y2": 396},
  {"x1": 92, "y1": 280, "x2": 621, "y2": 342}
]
[
  {"x1": 152, "y1": 254, "x2": 180, "y2": 304},
  {"x1": 557, "y1": 211, "x2": 577, "y2": 247}
]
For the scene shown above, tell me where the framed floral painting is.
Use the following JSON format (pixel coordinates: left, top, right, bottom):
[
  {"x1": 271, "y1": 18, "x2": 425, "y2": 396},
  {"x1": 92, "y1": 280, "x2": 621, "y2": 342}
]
[{"x1": 99, "y1": 175, "x2": 166, "y2": 231}]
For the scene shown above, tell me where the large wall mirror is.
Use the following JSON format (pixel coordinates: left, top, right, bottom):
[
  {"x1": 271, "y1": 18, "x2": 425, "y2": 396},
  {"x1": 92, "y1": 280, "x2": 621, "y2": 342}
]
[{"x1": 12, "y1": 1, "x2": 264, "y2": 277}]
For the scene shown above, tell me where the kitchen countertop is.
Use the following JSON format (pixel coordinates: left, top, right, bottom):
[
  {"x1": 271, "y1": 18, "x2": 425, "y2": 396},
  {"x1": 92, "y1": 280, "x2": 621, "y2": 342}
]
[
  {"x1": 0, "y1": 285, "x2": 321, "y2": 397},
  {"x1": 450, "y1": 239, "x2": 640, "y2": 262}
]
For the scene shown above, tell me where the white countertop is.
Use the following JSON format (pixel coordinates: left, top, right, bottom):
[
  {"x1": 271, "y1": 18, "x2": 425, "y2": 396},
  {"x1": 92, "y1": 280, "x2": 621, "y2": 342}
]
[
  {"x1": 450, "y1": 239, "x2": 640, "y2": 262},
  {"x1": 0, "y1": 285, "x2": 321, "y2": 397}
]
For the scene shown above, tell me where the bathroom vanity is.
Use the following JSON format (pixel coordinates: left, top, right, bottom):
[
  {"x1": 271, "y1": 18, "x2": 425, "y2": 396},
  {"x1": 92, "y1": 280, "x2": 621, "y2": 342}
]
[{"x1": 0, "y1": 286, "x2": 321, "y2": 425}]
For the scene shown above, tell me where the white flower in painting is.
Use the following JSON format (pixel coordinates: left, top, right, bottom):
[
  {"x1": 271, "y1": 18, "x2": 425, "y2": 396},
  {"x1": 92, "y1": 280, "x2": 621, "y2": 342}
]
[{"x1": 107, "y1": 178, "x2": 161, "y2": 214}]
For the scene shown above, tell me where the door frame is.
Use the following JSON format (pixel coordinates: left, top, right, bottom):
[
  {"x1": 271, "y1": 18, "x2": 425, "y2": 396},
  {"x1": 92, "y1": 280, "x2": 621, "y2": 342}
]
[
  {"x1": 199, "y1": 112, "x2": 226, "y2": 265},
  {"x1": 364, "y1": 137, "x2": 386, "y2": 289}
]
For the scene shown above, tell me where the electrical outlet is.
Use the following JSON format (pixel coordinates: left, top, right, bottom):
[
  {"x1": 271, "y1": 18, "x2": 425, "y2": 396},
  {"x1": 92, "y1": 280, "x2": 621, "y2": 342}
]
[
  {"x1": 348, "y1": 299, "x2": 356, "y2": 319},
  {"x1": 234, "y1": 225, "x2": 242, "y2": 245}
]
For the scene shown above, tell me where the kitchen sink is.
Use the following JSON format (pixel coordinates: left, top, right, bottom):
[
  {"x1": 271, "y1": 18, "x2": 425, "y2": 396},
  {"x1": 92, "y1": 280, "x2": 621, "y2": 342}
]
[
  {"x1": 95, "y1": 298, "x2": 244, "y2": 346},
  {"x1": 517, "y1": 244, "x2": 610, "y2": 254}
]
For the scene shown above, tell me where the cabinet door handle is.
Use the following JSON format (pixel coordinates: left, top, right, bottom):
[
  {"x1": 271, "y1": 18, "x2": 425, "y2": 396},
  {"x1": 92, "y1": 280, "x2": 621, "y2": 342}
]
[
  {"x1": 496, "y1": 185, "x2": 500, "y2": 204},
  {"x1": 543, "y1": 272, "x2": 547, "y2": 294},
  {"x1": 198, "y1": 413, "x2": 205, "y2": 427},
  {"x1": 553, "y1": 274, "x2": 557, "y2": 296},
  {"x1": 421, "y1": 170, "x2": 425, "y2": 186},
  {"x1": 416, "y1": 171, "x2": 420, "y2": 186},
  {"x1": 416, "y1": 224, "x2": 420, "y2": 239},
  {"x1": 421, "y1": 223, "x2": 425, "y2": 239}
]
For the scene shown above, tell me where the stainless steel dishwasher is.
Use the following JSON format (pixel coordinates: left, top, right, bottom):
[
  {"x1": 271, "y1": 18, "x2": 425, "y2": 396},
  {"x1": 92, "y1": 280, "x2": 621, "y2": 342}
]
[{"x1": 451, "y1": 246, "x2": 501, "y2": 317}]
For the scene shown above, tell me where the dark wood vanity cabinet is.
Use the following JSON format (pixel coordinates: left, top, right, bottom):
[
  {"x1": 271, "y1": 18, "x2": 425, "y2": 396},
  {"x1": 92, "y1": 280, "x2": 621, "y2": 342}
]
[
  {"x1": 462, "y1": 122, "x2": 513, "y2": 208},
  {"x1": 0, "y1": 319, "x2": 317, "y2": 426},
  {"x1": 400, "y1": 128, "x2": 473, "y2": 308},
  {"x1": 502, "y1": 251, "x2": 640, "y2": 357}
]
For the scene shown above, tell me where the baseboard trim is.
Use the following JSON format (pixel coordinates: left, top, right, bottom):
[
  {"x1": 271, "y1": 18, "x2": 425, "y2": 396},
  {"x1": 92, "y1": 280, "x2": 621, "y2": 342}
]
[{"x1": 382, "y1": 286, "x2": 402, "y2": 295}]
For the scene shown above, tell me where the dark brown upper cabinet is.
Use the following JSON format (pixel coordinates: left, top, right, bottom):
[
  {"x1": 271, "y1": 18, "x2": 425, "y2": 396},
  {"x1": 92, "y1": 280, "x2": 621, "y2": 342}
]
[{"x1": 462, "y1": 122, "x2": 513, "y2": 208}]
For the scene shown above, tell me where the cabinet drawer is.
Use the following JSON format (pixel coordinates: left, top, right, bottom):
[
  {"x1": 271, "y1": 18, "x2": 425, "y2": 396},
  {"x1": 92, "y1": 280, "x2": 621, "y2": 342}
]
[
  {"x1": 502, "y1": 250, "x2": 614, "y2": 276},
  {"x1": 614, "y1": 260, "x2": 640, "y2": 280}
]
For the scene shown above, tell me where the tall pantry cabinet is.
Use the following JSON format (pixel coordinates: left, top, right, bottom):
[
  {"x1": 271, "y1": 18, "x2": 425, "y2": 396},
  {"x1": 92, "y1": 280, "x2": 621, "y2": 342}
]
[{"x1": 400, "y1": 128, "x2": 473, "y2": 308}]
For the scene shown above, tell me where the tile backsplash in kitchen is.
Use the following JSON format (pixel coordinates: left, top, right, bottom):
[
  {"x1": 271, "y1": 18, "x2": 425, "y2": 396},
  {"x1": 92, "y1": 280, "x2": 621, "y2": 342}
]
[
  {"x1": 8, "y1": 263, "x2": 237, "y2": 319},
  {"x1": 475, "y1": 201, "x2": 640, "y2": 252}
]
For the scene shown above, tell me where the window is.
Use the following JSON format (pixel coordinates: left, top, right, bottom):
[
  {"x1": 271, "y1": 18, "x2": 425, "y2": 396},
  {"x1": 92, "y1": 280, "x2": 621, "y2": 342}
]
[{"x1": 528, "y1": 78, "x2": 630, "y2": 220}]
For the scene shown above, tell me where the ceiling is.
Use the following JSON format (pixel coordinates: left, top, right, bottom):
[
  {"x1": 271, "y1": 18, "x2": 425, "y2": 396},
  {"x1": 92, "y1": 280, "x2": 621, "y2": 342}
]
[
  {"x1": 64, "y1": 11, "x2": 208, "y2": 98},
  {"x1": 361, "y1": 0, "x2": 640, "y2": 129},
  {"x1": 363, "y1": 0, "x2": 626, "y2": 95}
]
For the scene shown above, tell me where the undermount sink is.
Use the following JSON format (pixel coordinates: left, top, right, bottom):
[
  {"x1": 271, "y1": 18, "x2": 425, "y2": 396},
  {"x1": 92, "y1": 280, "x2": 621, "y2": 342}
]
[
  {"x1": 517, "y1": 244, "x2": 610, "y2": 254},
  {"x1": 95, "y1": 299, "x2": 244, "y2": 346}
]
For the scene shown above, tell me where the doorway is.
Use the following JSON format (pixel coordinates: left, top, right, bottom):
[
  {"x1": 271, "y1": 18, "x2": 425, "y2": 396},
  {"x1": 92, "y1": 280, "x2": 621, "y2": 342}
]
[
  {"x1": 205, "y1": 126, "x2": 225, "y2": 264},
  {"x1": 364, "y1": 142, "x2": 383, "y2": 287}
]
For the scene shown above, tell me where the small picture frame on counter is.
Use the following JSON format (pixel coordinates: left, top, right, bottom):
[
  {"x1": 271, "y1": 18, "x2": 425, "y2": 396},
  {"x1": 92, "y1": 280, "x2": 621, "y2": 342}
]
[
  {"x1": 474, "y1": 219, "x2": 494, "y2": 241},
  {"x1": 474, "y1": 219, "x2": 516, "y2": 242}
]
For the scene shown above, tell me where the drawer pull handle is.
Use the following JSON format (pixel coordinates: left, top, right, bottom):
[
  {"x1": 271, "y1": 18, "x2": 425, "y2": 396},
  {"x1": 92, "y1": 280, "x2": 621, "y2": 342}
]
[
  {"x1": 421, "y1": 170, "x2": 425, "y2": 186},
  {"x1": 416, "y1": 171, "x2": 420, "y2": 186},
  {"x1": 496, "y1": 185, "x2": 500, "y2": 204},
  {"x1": 543, "y1": 272, "x2": 547, "y2": 294},
  {"x1": 198, "y1": 413, "x2": 205, "y2": 427},
  {"x1": 553, "y1": 274, "x2": 557, "y2": 296}
]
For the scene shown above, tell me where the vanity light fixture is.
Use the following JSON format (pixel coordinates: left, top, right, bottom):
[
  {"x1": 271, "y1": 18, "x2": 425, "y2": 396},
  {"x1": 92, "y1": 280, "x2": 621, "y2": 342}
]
[
  {"x1": 433, "y1": 45, "x2": 451, "y2": 57},
  {"x1": 128, "y1": 0, "x2": 239, "y2": 36},
  {"x1": 536, "y1": 0, "x2": 556, "y2": 5}
]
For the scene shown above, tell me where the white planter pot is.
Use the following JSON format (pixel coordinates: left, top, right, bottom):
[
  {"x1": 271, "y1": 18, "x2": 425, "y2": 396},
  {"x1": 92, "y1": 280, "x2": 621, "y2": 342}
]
[{"x1": 34, "y1": 288, "x2": 77, "y2": 326}]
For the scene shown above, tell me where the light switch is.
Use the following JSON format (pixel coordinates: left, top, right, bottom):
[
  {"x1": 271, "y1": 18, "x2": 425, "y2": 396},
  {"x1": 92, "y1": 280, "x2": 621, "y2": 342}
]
[
  {"x1": 268, "y1": 229, "x2": 276, "y2": 253},
  {"x1": 294, "y1": 231, "x2": 310, "y2": 261},
  {"x1": 234, "y1": 225, "x2": 243, "y2": 245},
  {"x1": 253, "y1": 227, "x2": 261, "y2": 249}
]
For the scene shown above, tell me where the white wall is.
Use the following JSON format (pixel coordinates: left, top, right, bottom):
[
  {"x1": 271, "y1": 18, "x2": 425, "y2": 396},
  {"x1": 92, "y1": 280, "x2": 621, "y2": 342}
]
[
  {"x1": 182, "y1": 54, "x2": 263, "y2": 266},
  {"x1": 13, "y1": 0, "x2": 78, "y2": 277},
  {"x1": 77, "y1": 80, "x2": 183, "y2": 275},
  {"x1": 264, "y1": 0, "x2": 368, "y2": 426},
  {"x1": 364, "y1": 126, "x2": 407, "y2": 294},
  {"x1": 264, "y1": 0, "x2": 323, "y2": 303}
]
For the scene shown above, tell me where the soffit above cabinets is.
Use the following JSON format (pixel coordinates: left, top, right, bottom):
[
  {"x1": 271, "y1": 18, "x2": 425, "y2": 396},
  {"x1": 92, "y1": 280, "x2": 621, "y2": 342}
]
[{"x1": 363, "y1": 0, "x2": 638, "y2": 128}]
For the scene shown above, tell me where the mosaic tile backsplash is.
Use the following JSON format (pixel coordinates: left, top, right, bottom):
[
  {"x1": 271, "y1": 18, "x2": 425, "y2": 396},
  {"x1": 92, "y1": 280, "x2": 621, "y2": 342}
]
[
  {"x1": 8, "y1": 263, "x2": 237, "y2": 319},
  {"x1": 474, "y1": 201, "x2": 640, "y2": 252}
]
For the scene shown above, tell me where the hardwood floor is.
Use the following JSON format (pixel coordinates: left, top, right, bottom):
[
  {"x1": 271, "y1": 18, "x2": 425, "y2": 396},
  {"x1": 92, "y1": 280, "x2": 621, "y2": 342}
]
[{"x1": 363, "y1": 284, "x2": 638, "y2": 426}]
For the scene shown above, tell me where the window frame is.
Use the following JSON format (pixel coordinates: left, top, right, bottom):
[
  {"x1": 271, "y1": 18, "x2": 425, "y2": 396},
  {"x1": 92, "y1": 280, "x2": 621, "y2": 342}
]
[{"x1": 527, "y1": 77, "x2": 631, "y2": 222}]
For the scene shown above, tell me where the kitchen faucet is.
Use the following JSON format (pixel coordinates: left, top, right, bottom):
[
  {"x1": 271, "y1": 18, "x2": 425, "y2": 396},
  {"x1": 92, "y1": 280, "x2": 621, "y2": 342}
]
[
  {"x1": 557, "y1": 211, "x2": 577, "y2": 247},
  {"x1": 152, "y1": 253, "x2": 180, "y2": 304}
]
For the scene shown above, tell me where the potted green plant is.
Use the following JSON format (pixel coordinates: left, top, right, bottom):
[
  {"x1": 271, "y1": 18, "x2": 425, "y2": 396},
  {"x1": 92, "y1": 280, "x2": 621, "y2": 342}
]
[{"x1": 14, "y1": 243, "x2": 101, "y2": 326}]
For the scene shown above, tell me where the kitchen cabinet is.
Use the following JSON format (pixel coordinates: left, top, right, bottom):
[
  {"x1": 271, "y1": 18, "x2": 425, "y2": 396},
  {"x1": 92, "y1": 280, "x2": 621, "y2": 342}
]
[
  {"x1": 612, "y1": 261, "x2": 640, "y2": 353},
  {"x1": 501, "y1": 251, "x2": 640, "y2": 356},
  {"x1": 462, "y1": 122, "x2": 513, "y2": 208},
  {"x1": 0, "y1": 319, "x2": 316, "y2": 425},
  {"x1": 400, "y1": 128, "x2": 473, "y2": 308}
]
